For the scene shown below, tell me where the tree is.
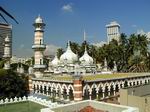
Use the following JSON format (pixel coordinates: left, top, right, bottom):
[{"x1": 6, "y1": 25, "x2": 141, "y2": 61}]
[
  {"x1": 57, "y1": 48, "x2": 64, "y2": 58},
  {"x1": 0, "y1": 69, "x2": 29, "y2": 99}
]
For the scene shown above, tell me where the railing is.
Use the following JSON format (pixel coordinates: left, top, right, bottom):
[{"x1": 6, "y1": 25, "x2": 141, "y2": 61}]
[{"x1": 0, "y1": 96, "x2": 60, "y2": 108}]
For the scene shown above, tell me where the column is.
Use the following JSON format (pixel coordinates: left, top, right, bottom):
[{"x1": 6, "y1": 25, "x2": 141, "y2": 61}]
[
  {"x1": 42, "y1": 85, "x2": 45, "y2": 95},
  {"x1": 89, "y1": 90, "x2": 92, "y2": 100},
  {"x1": 128, "y1": 81, "x2": 130, "y2": 87},
  {"x1": 122, "y1": 82, "x2": 125, "y2": 88},
  {"x1": 73, "y1": 75, "x2": 83, "y2": 102},
  {"x1": 50, "y1": 88, "x2": 53, "y2": 97},
  {"x1": 38, "y1": 85, "x2": 40, "y2": 94},
  {"x1": 46, "y1": 86, "x2": 49, "y2": 96},
  {"x1": 102, "y1": 87, "x2": 105, "y2": 99},
  {"x1": 61, "y1": 90, "x2": 64, "y2": 100},
  {"x1": 66, "y1": 91, "x2": 70, "y2": 101},
  {"x1": 28, "y1": 76, "x2": 33, "y2": 94},
  {"x1": 96, "y1": 89, "x2": 99, "y2": 100},
  {"x1": 35, "y1": 85, "x2": 37, "y2": 93},
  {"x1": 108, "y1": 86, "x2": 111, "y2": 96},
  {"x1": 55, "y1": 89, "x2": 59, "y2": 99},
  {"x1": 113, "y1": 86, "x2": 116, "y2": 96}
]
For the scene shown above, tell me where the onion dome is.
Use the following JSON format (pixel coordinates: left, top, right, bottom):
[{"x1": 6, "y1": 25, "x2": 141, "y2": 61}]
[
  {"x1": 35, "y1": 14, "x2": 43, "y2": 23},
  {"x1": 79, "y1": 46, "x2": 93, "y2": 65},
  {"x1": 51, "y1": 55, "x2": 60, "y2": 67},
  {"x1": 60, "y1": 41, "x2": 78, "y2": 64}
]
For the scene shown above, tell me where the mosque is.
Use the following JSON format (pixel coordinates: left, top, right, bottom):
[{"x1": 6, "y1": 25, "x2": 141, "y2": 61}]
[
  {"x1": 30, "y1": 15, "x2": 117, "y2": 78},
  {"x1": 2, "y1": 15, "x2": 116, "y2": 77},
  {"x1": 2, "y1": 15, "x2": 150, "y2": 105}
]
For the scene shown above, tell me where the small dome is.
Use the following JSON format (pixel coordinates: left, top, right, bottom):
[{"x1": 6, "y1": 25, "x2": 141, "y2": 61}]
[
  {"x1": 5, "y1": 35, "x2": 10, "y2": 42},
  {"x1": 60, "y1": 41, "x2": 78, "y2": 64},
  {"x1": 51, "y1": 55, "x2": 60, "y2": 67},
  {"x1": 79, "y1": 46, "x2": 93, "y2": 65},
  {"x1": 35, "y1": 15, "x2": 43, "y2": 23}
]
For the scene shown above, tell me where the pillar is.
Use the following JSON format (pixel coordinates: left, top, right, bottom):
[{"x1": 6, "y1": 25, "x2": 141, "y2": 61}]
[
  {"x1": 61, "y1": 90, "x2": 64, "y2": 100},
  {"x1": 89, "y1": 90, "x2": 92, "y2": 100},
  {"x1": 66, "y1": 91, "x2": 70, "y2": 101},
  {"x1": 42, "y1": 85, "x2": 44, "y2": 94},
  {"x1": 108, "y1": 86, "x2": 111, "y2": 96},
  {"x1": 113, "y1": 86, "x2": 116, "y2": 96},
  {"x1": 55, "y1": 89, "x2": 58, "y2": 99},
  {"x1": 73, "y1": 75, "x2": 83, "y2": 101},
  {"x1": 28, "y1": 76, "x2": 33, "y2": 94},
  {"x1": 35, "y1": 85, "x2": 37, "y2": 93},
  {"x1": 46, "y1": 86, "x2": 49, "y2": 96},
  {"x1": 96, "y1": 89, "x2": 99, "y2": 100},
  {"x1": 50, "y1": 88, "x2": 53, "y2": 97},
  {"x1": 102, "y1": 87, "x2": 105, "y2": 99}
]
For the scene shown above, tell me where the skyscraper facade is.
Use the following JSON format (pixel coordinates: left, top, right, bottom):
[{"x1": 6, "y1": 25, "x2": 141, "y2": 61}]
[
  {"x1": 0, "y1": 23, "x2": 12, "y2": 58},
  {"x1": 106, "y1": 21, "x2": 120, "y2": 43}
]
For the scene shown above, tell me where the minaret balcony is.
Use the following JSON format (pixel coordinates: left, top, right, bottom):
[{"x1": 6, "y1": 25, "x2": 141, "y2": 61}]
[
  {"x1": 33, "y1": 64, "x2": 46, "y2": 69},
  {"x1": 32, "y1": 44, "x2": 46, "y2": 49}
]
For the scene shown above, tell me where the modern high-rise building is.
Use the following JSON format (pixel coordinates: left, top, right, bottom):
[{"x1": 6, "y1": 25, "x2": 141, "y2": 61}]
[
  {"x1": 0, "y1": 23, "x2": 12, "y2": 58},
  {"x1": 106, "y1": 21, "x2": 120, "y2": 43}
]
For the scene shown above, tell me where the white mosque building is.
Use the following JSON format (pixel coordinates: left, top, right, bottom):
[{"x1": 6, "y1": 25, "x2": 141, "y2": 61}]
[
  {"x1": 48, "y1": 40, "x2": 96, "y2": 74},
  {"x1": 30, "y1": 15, "x2": 116, "y2": 77}
]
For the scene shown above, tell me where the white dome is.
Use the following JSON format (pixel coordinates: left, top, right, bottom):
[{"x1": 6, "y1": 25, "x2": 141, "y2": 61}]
[
  {"x1": 35, "y1": 15, "x2": 43, "y2": 23},
  {"x1": 60, "y1": 41, "x2": 78, "y2": 64},
  {"x1": 51, "y1": 55, "x2": 60, "y2": 67},
  {"x1": 79, "y1": 47, "x2": 93, "y2": 65}
]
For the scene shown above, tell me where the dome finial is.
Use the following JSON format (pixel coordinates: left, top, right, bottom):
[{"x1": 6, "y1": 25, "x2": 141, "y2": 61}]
[{"x1": 67, "y1": 40, "x2": 71, "y2": 50}]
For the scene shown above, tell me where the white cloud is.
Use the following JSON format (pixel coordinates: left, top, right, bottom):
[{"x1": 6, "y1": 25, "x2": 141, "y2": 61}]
[
  {"x1": 62, "y1": 3, "x2": 73, "y2": 12},
  {"x1": 44, "y1": 44, "x2": 60, "y2": 56}
]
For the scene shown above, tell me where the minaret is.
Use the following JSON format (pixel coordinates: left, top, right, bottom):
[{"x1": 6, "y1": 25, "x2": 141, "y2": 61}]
[
  {"x1": 83, "y1": 30, "x2": 87, "y2": 44},
  {"x1": 32, "y1": 15, "x2": 46, "y2": 78},
  {"x1": 3, "y1": 35, "x2": 11, "y2": 69}
]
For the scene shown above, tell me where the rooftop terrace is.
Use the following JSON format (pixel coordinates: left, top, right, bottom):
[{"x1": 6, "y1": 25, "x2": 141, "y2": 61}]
[{"x1": 33, "y1": 73, "x2": 150, "y2": 82}]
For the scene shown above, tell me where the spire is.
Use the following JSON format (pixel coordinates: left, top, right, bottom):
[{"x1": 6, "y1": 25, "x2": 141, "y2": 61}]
[
  {"x1": 67, "y1": 40, "x2": 71, "y2": 50},
  {"x1": 84, "y1": 45, "x2": 88, "y2": 54},
  {"x1": 84, "y1": 30, "x2": 86, "y2": 41}
]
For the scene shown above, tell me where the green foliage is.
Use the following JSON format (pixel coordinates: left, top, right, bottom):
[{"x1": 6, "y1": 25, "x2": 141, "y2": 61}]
[
  {"x1": 0, "y1": 69, "x2": 29, "y2": 99},
  {"x1": 0, "y1": 59, "x2": 5, "y2": 69},
  {"x1": 11, "y1": 63, "x2": 29, "y2": 73},
  {"x1": 56, "y1": 33, "x2": 150, "y2": 72}
]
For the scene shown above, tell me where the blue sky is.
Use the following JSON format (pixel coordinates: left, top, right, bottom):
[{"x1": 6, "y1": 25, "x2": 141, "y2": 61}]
[{"x1": 1, "y1": 0, "x2": 150, "y2": 57}]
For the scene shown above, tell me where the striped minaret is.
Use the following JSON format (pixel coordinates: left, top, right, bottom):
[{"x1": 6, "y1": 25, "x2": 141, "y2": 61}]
[
  {"x1": 73, "y1": 75, "x2": 83, "y2": 101},
  {"x1": 32, "y1": 15, "x2": 46, "y2": 78}
]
